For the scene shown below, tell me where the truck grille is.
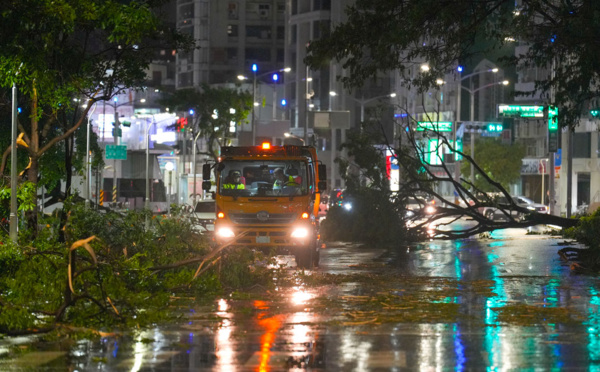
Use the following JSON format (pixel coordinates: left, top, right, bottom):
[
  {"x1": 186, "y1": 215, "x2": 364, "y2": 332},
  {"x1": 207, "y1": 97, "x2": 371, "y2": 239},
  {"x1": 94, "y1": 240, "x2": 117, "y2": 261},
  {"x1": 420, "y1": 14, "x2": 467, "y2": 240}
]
[{"x1": 230, "y1": 212, "x2": 296, "y2": 225}]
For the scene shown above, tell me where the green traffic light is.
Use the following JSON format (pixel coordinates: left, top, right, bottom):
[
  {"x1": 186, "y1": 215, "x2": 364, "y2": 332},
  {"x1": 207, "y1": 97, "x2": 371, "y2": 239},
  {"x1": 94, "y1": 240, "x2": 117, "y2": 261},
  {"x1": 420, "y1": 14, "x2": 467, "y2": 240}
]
[{"x1": 486, "y1": 123, "x2": 503, "y2": 132}]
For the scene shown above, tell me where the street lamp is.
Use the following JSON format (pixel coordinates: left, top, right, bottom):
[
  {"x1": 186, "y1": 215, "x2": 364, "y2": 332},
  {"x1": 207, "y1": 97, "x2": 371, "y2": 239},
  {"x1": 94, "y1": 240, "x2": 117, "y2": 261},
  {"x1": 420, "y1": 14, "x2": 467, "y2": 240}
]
[
  {"x1": 453, "y1": 67, "x2": 503, "y2": 192},
  {"x1": 284, "y1": 132, "x2": 305, "y2": 145},
  {"x1": 239, "y1": 66, "x2": 291, "y2": 146},
  {"x1": 462, "y1": 79, "x2": 509, "y2": 186},
  {"x1": 329, "y1": 91, "x2": 397, "y2": 122}
]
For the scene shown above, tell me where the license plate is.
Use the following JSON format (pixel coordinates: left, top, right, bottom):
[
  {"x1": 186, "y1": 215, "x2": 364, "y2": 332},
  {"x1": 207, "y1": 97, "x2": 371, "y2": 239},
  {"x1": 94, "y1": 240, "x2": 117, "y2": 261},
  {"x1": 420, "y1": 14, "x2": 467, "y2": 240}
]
[{"x1": 256, "y1": 236, "x2": 270, "y2": 244}]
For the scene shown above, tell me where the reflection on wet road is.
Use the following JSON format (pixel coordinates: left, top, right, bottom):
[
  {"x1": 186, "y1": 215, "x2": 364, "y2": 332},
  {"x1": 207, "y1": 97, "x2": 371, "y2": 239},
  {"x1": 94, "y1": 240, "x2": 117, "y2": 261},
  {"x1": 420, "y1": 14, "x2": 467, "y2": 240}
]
[{"x1": 2, "y1": 226, "x2": 600, "y2": 370}]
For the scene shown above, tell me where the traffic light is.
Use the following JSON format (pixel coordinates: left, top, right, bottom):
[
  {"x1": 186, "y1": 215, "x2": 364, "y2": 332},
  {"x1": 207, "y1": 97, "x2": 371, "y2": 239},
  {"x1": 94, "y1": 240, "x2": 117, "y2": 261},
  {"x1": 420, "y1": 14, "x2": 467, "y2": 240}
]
[
  {"x1": 486, "y1": 123, "x2": 503, "y2": 132},
  {"x1": 464, "y1": 122, "x2": 503, "y2": 133},
  {"x1": 176, "y1": 117, "x2": 188, "y2": 132}
]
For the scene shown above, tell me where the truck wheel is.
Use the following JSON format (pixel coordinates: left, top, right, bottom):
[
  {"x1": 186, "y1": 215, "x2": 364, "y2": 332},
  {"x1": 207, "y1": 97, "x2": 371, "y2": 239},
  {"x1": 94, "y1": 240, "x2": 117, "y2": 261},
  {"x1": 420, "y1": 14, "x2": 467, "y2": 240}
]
[{"x1": 294, "y1": 242, "x2": 318, "y2": 269}]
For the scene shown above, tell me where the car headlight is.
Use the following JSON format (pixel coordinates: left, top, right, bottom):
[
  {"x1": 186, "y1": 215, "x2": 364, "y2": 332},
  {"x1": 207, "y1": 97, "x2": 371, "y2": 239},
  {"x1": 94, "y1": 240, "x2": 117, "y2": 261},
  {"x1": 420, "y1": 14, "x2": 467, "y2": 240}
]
[
  {"x1": 216, "y1": 227, "x2": 235, "y2": 238},
  {"x1": 425, "y1": 205, "x2": 436, "y2": 214},
  {"x1": 291, "y1": 227, "x2": 309, "y2": 238},
  {"x1": 343, "y1": 202, "x2": 352, "y2": 211}
]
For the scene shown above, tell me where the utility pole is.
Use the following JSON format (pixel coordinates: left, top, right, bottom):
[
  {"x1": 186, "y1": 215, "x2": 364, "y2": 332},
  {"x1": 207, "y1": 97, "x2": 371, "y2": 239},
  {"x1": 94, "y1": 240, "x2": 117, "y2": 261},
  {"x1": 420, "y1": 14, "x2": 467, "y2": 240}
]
[
  {"x1": 113, "y1": 100, "x2": 119, "y2": 206},
  {"x1": 10, "y1": 83, "x2": 18, "y2": 242}
]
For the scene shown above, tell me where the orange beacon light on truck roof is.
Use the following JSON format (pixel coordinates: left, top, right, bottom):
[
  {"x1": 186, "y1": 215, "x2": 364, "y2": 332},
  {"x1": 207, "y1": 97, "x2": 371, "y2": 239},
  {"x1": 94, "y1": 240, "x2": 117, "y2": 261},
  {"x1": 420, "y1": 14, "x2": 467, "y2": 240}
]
[{"x1": 261, "y1": 142, "x2": 271, "y2": 150}]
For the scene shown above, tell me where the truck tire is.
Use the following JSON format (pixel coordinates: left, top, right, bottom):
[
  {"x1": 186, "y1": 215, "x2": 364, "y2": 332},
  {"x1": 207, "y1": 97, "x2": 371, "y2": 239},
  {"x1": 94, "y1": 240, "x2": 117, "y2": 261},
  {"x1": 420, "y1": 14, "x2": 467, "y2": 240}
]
[{"x1": 294, "y1": 241, "x2": 318, "y2": 269}]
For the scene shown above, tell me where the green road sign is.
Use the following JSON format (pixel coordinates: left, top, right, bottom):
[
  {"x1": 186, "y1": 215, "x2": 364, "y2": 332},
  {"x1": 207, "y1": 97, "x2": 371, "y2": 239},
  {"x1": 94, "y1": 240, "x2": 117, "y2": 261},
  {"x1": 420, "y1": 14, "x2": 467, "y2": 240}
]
[
  {"x1": 416, "y1": 121, "x2": 453, "y2": 132},
  {"x1": 106, "y1": 144, "x2": 127, "y2": 160}
]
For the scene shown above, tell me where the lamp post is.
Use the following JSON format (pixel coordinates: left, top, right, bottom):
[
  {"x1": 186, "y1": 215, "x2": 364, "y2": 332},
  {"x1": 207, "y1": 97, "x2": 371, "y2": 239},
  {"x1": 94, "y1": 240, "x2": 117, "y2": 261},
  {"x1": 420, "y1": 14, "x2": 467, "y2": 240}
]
[
  {"x1": 461, "y1": 79, "x2": 509, "y2": 186},
  {"x1": 10, "y1": 82, "x2": 18, "y2": 242},
  {"x1": 453, "y1": 67, "x2": 501, "y2": 193},
  {"x1": 239, "y1": 66, "x2": 291, "y2": 146},
  {"x1": 192, "y1": 130, "x2": 202, "y2": 203},
  {"x1": 85, "y1": 102, "x2": 98, "y2": 209},
  {"x1": 145, "y1": 118, "x2": 155, "y2": 211},
  {"x1": 165, "y1": 161, "x2": 174, "y2": 215}
]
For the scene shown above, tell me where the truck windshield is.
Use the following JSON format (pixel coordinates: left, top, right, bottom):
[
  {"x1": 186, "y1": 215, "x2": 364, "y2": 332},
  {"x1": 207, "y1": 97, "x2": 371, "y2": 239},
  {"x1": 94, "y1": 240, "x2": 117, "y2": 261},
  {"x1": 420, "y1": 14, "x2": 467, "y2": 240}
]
[{"x1": 219, "y1": 160, "x2": 309, "y2": 197}]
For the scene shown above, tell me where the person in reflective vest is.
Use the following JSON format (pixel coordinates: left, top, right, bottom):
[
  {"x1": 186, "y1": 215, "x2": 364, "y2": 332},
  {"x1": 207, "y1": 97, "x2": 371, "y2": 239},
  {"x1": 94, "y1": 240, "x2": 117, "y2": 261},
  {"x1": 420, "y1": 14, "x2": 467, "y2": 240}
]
[
  {"x1": 223, "y1": 170, "x2": 245, "y2": 189},
  {"x1": 273, "y1": 168, "x2": 299, "y2": 190}
]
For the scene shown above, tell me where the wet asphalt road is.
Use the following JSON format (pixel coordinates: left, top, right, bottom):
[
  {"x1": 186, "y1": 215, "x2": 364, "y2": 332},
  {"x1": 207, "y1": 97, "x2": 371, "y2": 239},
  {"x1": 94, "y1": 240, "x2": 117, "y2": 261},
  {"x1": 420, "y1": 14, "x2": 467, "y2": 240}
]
[{"x1": 2, "y1": 223, "x2": 600, "y2": 371}]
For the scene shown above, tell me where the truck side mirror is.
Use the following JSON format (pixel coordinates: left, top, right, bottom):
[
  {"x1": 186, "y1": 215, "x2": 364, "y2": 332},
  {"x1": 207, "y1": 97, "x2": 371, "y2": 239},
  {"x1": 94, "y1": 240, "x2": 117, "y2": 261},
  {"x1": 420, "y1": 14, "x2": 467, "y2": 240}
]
[
  {"x1": 318, "y1": 164, "x2": 327, "y2": 191},
  {"x1": 202, "y1": 164, "x2": 211, "y2": 181}
]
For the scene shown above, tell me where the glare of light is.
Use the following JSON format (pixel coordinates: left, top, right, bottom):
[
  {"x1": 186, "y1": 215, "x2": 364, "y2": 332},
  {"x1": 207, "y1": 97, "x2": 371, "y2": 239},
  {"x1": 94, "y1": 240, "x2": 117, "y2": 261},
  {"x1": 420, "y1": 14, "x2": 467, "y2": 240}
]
[
  {"x1": 390, "y1": 93, "x2": 397, "y2": 98},
  {"x1": 420, "y1": 64, "x2": 430, "y2": 72},
  {"x1": 130, "y1": 339, "x2": 146, "y2": 372},
  {"x1": 283, "y1": 67, "x2": 291, "y2": 72},
  {"x1": 229, "y1": 108, "x2": 236, "y2": 114},
  {"x1": 290, "y1": 312, "x2": 311, "y2": 345},
  {"x1": 216, "y1": 227, "x2": 235, "y2": 238},
  {"x1": 215, "y1": 319, "x2": 234, "y2": 369},
  {"x1": 237, "y1": 75, "x2": 247, "y2": 80},
  {"x1": 272, "y1": 73, "x2": 278, "y2": 82},
  {"x1": 502, "y1": 80, "x2": 509, "y2": 85},
  {"x1": 329, "y1": 91, "x2": 337, "y2": 96},
  {"x1": 140, "y1": 98, "x2": 146, "y2": 103},
  {"x1": 252, "y1": 63, "x2": 258, "y2": 72},
  {"x1": 281, "y1": 99, "x2": 287, "y2": 106},
  {"x1": 254, "y1": 102, "x2": 259, "y2": 106},
  {"x1": 436, "y1": 78, "x2": 445, "y2": 85},
  {"x1": 457, "y1": 66, "x2": 464, "y2": 72},
  {"x1": 343, "y1": 202, "x2": 352, "y2": 211},
  {"x1": 218, "y1": 298, "x2": 228, "y2": 312},
  {"x1": 291, "y1": 227, "x2": 309, "y2": 238},
  {"x1": 290, "y1": 287, "x2": 313, "y2": 305},
  {"x1": 189, "y1": 109, "x2": 195, "y2": 115}
]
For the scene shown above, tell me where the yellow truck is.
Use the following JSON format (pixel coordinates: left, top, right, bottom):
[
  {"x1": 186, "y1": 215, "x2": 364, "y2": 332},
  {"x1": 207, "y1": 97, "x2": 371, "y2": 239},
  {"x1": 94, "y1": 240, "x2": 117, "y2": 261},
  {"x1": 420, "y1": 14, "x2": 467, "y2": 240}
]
[{"x1": 202, "y1": 142, "x2": 327, "y2": 268}]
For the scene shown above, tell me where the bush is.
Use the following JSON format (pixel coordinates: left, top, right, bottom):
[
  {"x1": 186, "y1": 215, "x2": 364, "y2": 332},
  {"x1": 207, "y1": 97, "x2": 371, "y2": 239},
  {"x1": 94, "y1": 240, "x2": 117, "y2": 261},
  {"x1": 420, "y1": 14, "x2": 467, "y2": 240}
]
[
  {"x1": 0, "y1": 201, "x2": 275, "y2": 334},
  {"x1": 563, "y1": 208, "x2": 600, "y2": 251}
]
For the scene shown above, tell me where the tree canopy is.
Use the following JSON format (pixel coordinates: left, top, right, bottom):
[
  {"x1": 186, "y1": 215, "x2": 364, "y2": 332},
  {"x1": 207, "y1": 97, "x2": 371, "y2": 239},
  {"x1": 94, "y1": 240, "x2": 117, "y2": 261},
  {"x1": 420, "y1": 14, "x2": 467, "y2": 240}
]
[
  {"x1": 159, "y1": 85, "x2": 253, "y2": 163},
  {"x1": 462, "y1": 137, "x2": 525, "y2": 192},
  {"x1": 306, "y1": 0, "x2": 600, "y2": 128},
  {"x1": 0, "y1": 0, "x2": 192, "y2": 225}
]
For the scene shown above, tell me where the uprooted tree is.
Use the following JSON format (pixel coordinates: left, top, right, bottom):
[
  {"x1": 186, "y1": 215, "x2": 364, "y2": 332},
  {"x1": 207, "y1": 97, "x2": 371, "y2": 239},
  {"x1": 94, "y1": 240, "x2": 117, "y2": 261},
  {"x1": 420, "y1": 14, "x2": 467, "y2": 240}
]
[{"x1": 307, "y1": 0, "x2": 598, "y2": 240}]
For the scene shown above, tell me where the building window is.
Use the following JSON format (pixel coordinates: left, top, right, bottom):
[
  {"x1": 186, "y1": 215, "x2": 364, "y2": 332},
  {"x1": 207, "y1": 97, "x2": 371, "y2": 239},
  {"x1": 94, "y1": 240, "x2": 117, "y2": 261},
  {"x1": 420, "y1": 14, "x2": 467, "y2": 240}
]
[
  {"x1": 228, "y1": 3, "x2": 238, "y2": 20},
  {"x1": 228, "y1": 24, "x2": 238, "y2": 37},
  {"x1": 277, "y1": 26, "x2": 285, "y2": 40},
  {"x1": 246, "y1": 25, "x2": 272, "y2": 39},
  {"x1": 291, "y1": 25, "x2": 297, "y2": 43},
  {"x1": 573, "y1": 132, "x2": 591, "y2": 158},
  {"x1": 245, "y1": 48, "x2": 271, "y2": 62}
]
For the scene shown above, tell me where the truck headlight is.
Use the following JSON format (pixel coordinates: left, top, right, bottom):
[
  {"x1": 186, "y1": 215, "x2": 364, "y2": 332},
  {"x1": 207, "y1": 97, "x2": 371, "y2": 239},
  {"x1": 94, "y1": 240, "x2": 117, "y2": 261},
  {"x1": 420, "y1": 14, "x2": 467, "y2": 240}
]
[
  {"x1": 343, "y1": 202, "x2": 352, "y2": 211},
  {"x1": 216, "y1": 227, "x2": 235, "y2": 238},
  {"x1": 291, "y1": 227, "x2": 309, "y2": 238}
]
